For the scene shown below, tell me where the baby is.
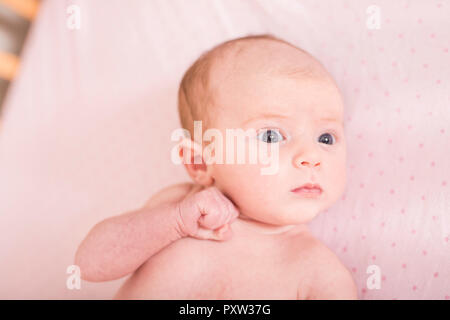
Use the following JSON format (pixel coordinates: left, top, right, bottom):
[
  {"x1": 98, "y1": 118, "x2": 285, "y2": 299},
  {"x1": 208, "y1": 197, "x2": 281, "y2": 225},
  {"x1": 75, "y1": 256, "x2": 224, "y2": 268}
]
[{"x1": 75, "y1": 34, "x2": 357, "y2": 299}]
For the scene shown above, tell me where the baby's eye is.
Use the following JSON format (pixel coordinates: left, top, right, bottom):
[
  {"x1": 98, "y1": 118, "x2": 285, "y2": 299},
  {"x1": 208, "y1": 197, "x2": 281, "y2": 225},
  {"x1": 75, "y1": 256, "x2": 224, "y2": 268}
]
[
  {"x1": 318, "y1": 132, "x2": 335, "y2": 145},
  {"x1": 257, "y1": 129, "x2": 284, "y2": 143}
]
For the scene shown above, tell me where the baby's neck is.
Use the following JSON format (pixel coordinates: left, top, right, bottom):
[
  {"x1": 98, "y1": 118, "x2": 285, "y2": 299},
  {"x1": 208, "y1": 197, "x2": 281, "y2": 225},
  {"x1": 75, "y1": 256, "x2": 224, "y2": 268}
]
[{"x1": 232, "y1": 214, "x2": 309, "y2": 238}]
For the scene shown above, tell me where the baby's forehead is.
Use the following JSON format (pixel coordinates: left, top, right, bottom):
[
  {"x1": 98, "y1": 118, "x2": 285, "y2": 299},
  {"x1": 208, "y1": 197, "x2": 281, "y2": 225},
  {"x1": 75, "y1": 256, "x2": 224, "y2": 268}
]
[
  {"x1": 211, "y1": 67, "x2": 341, "y2": 115},
  {"x1": 203, "y1": 39, "x2": 343, "y2": 125},
  {"x1": 210, "y1": 77, "x2": 344, "y2": 130},
  {"x1": 209, "y1": 39, "x2": 328, "y2": 85}
]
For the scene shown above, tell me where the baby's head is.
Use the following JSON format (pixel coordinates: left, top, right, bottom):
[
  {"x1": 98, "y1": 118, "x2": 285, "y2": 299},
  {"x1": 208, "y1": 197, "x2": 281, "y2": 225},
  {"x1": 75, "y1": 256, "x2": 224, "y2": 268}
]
[{"x1": 177, "y1": 34, "x2": 346, "y2": 226}]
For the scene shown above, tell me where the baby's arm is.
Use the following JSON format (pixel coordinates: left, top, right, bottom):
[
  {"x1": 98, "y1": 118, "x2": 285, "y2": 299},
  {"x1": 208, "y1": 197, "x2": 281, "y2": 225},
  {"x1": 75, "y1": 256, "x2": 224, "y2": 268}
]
[
  {"x1": 74, "y1": 183, "x2": 191, "y2": 282},
  {"x1": 75, "y1": 183, "x2": 238, "y2": 282},
  {"x1": 302, "y1": 242, "x2": 358, "y2": 300}
]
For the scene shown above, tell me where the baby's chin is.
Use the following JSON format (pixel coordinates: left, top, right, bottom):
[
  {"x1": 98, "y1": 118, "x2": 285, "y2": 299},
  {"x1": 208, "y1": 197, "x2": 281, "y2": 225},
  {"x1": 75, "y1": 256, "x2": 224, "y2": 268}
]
[{"x1": 287, "y1": 200, "x2": 327, "y2": 220}]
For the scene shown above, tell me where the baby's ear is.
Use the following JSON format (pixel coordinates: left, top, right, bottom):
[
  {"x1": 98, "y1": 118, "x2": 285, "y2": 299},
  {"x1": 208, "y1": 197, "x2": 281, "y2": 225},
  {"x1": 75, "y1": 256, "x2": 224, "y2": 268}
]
[{"x1": 179, "y1": 138, "x2": 214, "y2": 187}]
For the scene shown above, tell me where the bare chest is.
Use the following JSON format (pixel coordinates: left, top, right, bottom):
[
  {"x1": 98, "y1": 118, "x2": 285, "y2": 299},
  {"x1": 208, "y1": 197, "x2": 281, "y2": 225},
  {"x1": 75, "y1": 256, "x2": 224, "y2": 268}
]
[{"x1": 189, "y1": 241, "x2": 311, "y2": 299}]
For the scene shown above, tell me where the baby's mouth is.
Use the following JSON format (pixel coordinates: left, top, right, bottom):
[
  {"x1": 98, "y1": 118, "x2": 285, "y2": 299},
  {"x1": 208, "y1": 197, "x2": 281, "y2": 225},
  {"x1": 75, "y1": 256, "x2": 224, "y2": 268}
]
[{"x1": 290, "y1": 183, "x2": 323, "y2": 197}]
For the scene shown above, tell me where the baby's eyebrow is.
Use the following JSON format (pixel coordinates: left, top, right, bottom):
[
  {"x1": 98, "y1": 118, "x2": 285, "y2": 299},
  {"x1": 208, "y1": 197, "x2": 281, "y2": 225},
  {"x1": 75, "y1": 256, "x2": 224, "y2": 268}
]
[
  {"x1": 242, "y1": 114, "x2": 344, "y2": 127},
  {"x1": 242, "y1": 113, "x2": 289, "y2": 125},
  {"x1": 317, "y1": 117, "x2": 346, "y2": 130},
  {"x1": 316, "y1": 117, "x2": 340, "y2": 123}
]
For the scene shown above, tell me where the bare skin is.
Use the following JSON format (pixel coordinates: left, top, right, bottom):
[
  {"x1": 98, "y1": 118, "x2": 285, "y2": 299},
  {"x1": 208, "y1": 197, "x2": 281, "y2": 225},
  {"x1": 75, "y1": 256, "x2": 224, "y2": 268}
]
[
  {"x1": 77, "y1": 37, "x2": 358, "y2": 299},
  {"x1": 74, "y1": 183, "x2": 237, "y2": 282},
  {"x1": 114, "y1": 183, "x2": 357, "y2": 299}
]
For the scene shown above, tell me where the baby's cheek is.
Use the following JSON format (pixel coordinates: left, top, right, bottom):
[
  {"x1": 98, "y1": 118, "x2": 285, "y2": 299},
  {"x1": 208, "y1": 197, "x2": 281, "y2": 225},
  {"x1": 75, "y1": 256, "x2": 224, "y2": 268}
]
[
  {"x1": 212, "y1": 162, "x2": 259, "y2": 194},
  {"x1": 326, "y1": 158, "x2": 347, "y2": 203},
  {"x1": 233, "y1": 164, "x2": 269, "y2": 197},
  {"x1": 220, "y1": 163, "x2": 275, "y2": 209}
]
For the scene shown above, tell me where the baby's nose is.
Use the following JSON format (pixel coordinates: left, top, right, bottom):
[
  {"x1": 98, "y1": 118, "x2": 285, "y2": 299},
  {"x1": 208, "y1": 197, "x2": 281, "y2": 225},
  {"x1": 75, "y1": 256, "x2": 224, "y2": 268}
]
[{"x1": 293, "y1": 156, "x2": 321, "y2": 169}]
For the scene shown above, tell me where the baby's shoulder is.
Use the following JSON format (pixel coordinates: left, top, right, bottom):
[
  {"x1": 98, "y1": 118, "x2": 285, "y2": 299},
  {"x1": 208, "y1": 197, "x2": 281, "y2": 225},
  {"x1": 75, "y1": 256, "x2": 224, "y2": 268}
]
[
  {"x1": 117, "y1": 237, "x2": 216, "y2": 299},
  {"x1": 142, "y1": 236, "x2": 214, "y2": 276},
  {"x1": 292, "y1": 235, "x2": 357, "y2": 299},
  {"x1": 291, "y1": 233, "x2": 343, "y2": 270}
]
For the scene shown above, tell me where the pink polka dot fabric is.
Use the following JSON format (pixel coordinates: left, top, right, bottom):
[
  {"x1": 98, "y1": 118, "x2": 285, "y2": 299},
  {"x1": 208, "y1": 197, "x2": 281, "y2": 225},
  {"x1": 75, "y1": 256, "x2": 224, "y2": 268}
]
[
  {"x1": 306, "y1": 0, "x2": 450, "y2": 300},
  {"x1": 0, "y1": 0, "x2": 448, "y2": 299}
]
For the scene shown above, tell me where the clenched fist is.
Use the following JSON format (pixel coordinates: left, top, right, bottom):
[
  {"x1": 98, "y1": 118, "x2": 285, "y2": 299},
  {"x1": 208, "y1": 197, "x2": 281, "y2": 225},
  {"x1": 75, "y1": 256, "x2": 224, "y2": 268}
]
[{"x1": 176, "y1": 186, "x2": 239, "y2": 241}]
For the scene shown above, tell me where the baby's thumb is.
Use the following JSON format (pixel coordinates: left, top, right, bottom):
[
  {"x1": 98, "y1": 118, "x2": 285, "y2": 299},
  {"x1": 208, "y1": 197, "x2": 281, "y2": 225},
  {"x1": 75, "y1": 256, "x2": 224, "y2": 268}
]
[
  {"x1": 212, "y1": 224, "x2": 233, "y2": 241},
  {"x1": 194, "y1": 224, "x2": 232, "y2": 241}
]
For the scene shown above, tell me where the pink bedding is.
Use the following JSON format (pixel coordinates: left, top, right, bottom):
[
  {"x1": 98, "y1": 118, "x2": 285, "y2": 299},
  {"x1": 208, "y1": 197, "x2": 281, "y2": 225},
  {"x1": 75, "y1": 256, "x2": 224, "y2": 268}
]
[{"x1": 0, "y1": 0, "x2": 448, "y2": 299}]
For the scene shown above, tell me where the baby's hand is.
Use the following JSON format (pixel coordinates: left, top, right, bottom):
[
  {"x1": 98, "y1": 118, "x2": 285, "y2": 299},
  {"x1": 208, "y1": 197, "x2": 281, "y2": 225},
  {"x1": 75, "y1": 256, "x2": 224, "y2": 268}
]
[{"x1": 176, "y1": 186, "x2": 239, "y2": 241}]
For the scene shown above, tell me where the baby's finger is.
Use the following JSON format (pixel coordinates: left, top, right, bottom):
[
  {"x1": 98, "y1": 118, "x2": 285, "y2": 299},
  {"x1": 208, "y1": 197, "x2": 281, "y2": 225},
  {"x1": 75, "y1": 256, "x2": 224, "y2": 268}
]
[
  {"x1": 192, "y1": 227, "x2": 217, "y2": 240},
  {"x1": 213, "y1": 224, "x2": 233, "y2": 241},
  {"x1": 193, "y1": 224, "x2": 233, "y2": 241},
  {"x1": 198, "y1": 211, "x2": 224, "y2": 230},
  {"x1": 224, "y1": 199, "x2": 239, "y2": 220},
  {"x1": 229, "y1": 211, "x2": 239, "y2": 223}
]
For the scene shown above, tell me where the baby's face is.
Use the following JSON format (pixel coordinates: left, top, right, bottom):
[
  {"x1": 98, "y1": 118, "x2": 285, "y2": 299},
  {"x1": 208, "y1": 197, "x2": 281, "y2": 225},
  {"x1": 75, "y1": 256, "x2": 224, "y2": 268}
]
[{"x1": 204, "y1": 45, "x2": 346, "y2": 226}]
